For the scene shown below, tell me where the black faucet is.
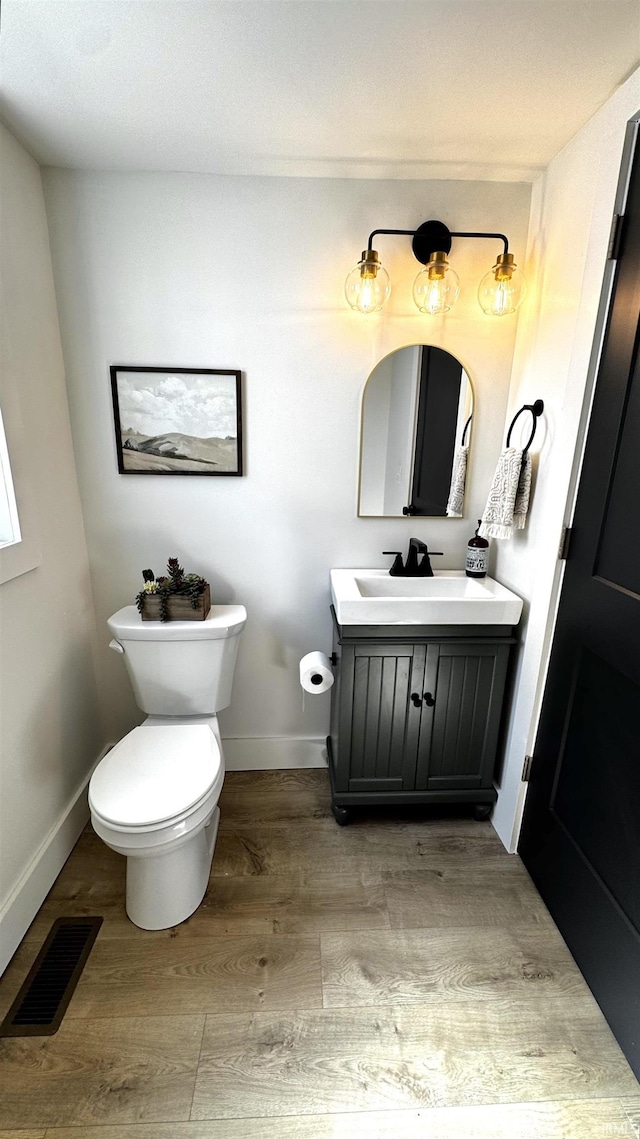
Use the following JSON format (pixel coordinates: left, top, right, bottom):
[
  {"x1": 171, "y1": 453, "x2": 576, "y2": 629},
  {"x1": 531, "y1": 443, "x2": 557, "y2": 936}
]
[{"x1": 383, "y1": 538, "x2": 444, "y2": 577}]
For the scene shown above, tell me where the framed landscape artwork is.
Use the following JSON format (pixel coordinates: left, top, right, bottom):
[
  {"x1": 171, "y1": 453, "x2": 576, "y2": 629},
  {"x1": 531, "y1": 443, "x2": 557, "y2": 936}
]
[{"x1": 110, "y1": 366, "x2": 243, "y2": 476}]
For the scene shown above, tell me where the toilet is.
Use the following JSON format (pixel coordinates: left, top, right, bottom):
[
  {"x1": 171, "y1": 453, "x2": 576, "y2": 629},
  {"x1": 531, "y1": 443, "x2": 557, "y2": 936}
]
[{"x1": 89, "y1": 603, "x2": 246, "y2": 930}]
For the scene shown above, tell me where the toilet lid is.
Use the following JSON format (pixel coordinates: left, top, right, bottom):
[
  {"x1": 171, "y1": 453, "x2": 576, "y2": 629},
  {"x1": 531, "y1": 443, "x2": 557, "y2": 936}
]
[{"x1": 89, "y1": 725, "x2": 221, "y2": 827}]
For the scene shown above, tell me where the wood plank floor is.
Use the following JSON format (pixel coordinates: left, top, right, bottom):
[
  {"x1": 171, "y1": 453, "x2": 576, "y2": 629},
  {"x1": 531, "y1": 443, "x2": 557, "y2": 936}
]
[{"x1": 0, "y1": 769, "x2": 637, "y2": 1135}]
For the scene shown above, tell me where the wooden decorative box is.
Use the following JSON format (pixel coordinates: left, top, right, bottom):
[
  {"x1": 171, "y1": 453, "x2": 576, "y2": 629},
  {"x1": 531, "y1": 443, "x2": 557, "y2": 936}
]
[{"x1": 140, "y1": 584, "x2": 211, "y2": 621}]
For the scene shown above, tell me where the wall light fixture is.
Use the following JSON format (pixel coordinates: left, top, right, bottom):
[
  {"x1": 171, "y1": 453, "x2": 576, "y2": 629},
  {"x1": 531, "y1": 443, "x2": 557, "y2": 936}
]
[{"x1": 345, "y1": 219, "x2": 526, "y2": 317}]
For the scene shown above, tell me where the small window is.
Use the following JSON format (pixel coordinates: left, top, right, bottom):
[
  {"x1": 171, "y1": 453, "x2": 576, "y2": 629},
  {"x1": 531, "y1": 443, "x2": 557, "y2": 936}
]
[{"x1": 0, "y1": 408, "x2": 22, "y2": 549}]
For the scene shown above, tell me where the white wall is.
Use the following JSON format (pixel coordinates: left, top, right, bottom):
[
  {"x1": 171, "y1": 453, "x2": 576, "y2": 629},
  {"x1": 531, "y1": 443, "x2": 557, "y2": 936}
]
[
  {"x1": 359, "y1": 356, "x2": 391, "y2": 515},
  {"x1": 383, "y1": 346, "x2": 420, "y2": 516},
  {"x1": 0, "y1": 126, "x2": 104, "y2": 971},
  {"x1": 492, "y1": 68, "x2": 640, "y2": 851},
  {"x1": 42, "y1": 172, "x2": 530, "y2": 762}
]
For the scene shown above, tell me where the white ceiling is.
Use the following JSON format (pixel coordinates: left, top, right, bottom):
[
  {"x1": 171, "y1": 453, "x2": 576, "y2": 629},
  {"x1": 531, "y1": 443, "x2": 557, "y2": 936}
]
[{"x1": 2, "y1": 1, "x2": 639, "y2": 181}]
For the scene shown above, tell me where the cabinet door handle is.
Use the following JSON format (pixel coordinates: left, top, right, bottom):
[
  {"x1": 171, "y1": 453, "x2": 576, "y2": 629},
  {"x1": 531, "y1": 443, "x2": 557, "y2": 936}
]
[
  {"x1": 411, "y1": 692, "x2": 422, "y2": 708},
  {"x1": 423, "y1": 692, "x2": 435, "y2": 707}
]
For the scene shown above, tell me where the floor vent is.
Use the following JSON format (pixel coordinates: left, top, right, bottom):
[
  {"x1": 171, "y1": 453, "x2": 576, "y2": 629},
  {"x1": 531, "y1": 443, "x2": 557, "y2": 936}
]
[{"x1": 0, "y1": 916, "x2": 103, "y2": 1037}]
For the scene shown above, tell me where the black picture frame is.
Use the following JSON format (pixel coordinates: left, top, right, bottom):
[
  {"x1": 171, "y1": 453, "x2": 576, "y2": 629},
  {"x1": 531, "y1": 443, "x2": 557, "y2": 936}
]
[{"x1": 110, "y1": 365, "x2": 243, "y2": 476}]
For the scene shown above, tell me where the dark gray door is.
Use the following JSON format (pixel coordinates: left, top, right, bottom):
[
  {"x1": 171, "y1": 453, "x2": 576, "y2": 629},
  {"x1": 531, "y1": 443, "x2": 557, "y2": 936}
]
[
  {"x1": 519, "y1": 126, "x2": 640, "y2": 1077},
  {"x1": 410, "y1": 346, "x2": 463, "y2": 515}
]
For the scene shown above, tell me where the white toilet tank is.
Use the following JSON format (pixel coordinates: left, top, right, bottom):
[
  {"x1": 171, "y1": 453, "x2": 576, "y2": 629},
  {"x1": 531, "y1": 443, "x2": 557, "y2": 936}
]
[{"x1": 107, "y1": 604, "x2": 246, "y2": 715}]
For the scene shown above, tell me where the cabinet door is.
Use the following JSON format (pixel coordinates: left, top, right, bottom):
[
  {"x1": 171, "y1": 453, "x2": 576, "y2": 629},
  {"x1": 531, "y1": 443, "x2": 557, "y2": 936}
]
[
  {"x1": 346, "y1": 642, "x2": 425, "y2": 793},
  {"x1": 415, "y1": 642, "x2": 510, "y2": 790}
]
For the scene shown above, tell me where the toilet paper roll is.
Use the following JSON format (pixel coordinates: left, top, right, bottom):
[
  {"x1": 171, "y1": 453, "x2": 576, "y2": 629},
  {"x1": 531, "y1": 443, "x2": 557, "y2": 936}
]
[{"x1": 299, "y1": 651, "x2": 334, "y2": 694}]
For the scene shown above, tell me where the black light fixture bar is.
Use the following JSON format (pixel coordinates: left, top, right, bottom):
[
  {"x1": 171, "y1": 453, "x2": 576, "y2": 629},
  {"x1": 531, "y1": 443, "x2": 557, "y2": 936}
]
[
  {"x1": 449, "y1": 230, "x2": 509, "y2": 253},
  {"x1": 366, "y1": 219, "x2": 509, "y2": 265},
  {"x1": 367, "y1": 228, "x2": 423, "y2": 246},
  {"x1": 345, "y1": 216, "x2": 526, "y2": 316}
]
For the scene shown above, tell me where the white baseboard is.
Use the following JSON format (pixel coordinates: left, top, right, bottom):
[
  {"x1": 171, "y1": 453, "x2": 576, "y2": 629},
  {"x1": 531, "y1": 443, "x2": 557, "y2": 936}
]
[
  {"x1": 222, "y1": 736, "x2": 328, "y2": 771},
  {"x1": 0, "y1": 746, "x2": 110, "y2": 976}
]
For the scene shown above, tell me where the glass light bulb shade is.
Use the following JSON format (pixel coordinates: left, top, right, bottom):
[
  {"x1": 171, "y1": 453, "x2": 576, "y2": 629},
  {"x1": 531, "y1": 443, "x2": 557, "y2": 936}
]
[
  {"x1": 344, "y1": 258, "x2": 390, "y2": 314},
  {"x1": 412, "y1": 261, "x2": 460, "y2": 315},
  {"x1": 478, "y1": 262, "x2": 526, "y2": 316}
]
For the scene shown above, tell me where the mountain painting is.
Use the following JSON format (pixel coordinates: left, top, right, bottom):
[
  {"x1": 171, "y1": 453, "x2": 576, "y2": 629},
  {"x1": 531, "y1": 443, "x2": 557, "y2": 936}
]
[{"x1": 110, "y1": 367, "x2": 242, "y2": 476}]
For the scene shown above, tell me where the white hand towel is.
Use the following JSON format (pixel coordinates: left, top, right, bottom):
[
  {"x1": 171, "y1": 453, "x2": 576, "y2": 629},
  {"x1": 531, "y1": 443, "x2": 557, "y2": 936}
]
[
  {"x1": 446, "y1": 446, "x2": 468, "y2": 517},
  {"x1": 479, "y1": 448, "x2": 532, "y2": 540}
]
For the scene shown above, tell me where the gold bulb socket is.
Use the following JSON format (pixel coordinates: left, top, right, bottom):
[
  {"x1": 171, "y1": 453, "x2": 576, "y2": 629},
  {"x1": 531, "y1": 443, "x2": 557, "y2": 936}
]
[
  {"x1": 493, "y1": 252, "x2": 516, "y2": 281},
  {"x1": 360, "y1": 249, "x2": 380, "y2": 279},
  {"x1": 427, "y1": 251, "x2": 448, "y2": 280}
]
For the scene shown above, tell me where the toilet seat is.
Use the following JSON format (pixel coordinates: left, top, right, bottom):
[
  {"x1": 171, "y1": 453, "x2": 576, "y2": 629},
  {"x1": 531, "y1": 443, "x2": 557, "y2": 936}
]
[
  {"x1": 89, "y1": 723, "x2": 222, "y2": 829},
  {"x1": 91, "y1": 778, "x2": 221, "y2": 837}
]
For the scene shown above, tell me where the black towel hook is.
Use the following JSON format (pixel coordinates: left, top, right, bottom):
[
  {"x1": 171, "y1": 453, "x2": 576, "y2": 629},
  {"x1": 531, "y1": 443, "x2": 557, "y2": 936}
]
[
  {"x1": 461, "y1": 414, "x2": 472, "y2": 447},
  {"x1": 506, "y1": 399, "x2": 544, "y2": 455}
]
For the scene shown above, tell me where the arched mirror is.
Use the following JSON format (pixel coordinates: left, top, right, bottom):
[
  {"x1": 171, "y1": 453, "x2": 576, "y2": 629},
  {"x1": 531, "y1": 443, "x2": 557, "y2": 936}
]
[{"x1": 358, "y1": 345, "x2": 474, "y2": 517}]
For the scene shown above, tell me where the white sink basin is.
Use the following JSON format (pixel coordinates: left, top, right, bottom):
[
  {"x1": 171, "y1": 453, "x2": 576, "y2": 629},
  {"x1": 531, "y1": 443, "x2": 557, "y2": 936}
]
[{"x1": 331, "y1": 569, "x2": 523, "y2": 626}]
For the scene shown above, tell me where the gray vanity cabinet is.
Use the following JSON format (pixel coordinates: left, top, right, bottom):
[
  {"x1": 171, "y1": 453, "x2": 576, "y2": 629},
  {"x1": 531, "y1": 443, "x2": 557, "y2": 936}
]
[
  {"x1": 328, "y1": 608, "x2": 515, "y2": 822},
  {"x1": 415, "y1": 641, "x2": 511, "y2": 791},
  {"x1": 334, "y1": 640, "x2": 426, "y2": 794}
]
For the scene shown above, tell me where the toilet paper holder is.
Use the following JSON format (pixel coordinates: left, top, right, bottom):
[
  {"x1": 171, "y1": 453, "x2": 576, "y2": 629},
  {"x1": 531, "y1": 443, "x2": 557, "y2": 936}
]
[{"x1": 299, "y1": 651, "x2": 335, "y2": 695}]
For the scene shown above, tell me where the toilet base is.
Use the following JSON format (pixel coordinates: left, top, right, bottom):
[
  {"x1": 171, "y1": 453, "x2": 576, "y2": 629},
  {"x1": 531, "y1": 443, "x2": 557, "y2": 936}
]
[{"x1": 125, "y1": 806, "x2": 220, "y2": 930}]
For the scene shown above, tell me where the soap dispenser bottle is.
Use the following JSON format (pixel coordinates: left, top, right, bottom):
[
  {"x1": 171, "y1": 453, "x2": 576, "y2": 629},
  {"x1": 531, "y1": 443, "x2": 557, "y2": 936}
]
[{"x1": 466, "y1": 520, "x2": 489, "y2": 578}]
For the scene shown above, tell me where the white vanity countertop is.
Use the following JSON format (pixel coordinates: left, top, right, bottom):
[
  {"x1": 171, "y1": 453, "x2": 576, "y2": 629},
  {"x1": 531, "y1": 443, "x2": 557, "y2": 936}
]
[{"x1": 330, "y1": 568, "x2": 523, "y2": 626}]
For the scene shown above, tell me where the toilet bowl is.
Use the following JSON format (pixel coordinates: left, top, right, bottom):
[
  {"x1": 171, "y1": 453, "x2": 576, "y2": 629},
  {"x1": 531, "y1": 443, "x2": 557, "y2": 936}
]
[
  {"x1": 90, "y1": 719, "x2": 225, "y2": 929},
  {"x1": 89, "y1": 604, "x2": 246, "y2": 930}
]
